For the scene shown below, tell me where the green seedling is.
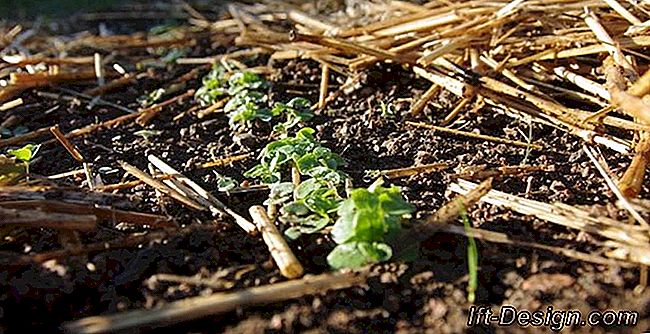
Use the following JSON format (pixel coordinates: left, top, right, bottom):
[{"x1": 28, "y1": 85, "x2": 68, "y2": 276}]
[
  {"x1": 282, "y1": 178, "x2": 343, "y2": 239},
  {"x1": 459, "y1": 201, "x2": 478, "y2": 303},
  {"x1": 224, "y1": 91, "x2": 271, "y2": 125},
  {"x1": 226, "y1": 71, "x2": 267, "y2": 95},
  {"x1": 7, "y1": 144, "x2": 40, "y2": 179},
  {"x1": 327, "y1": 179, "x2": 414, "y2": 269},
  {"x1": 195, "y1": 64, "x2": 228, "y2": 107},
  {"x1": 138, "y1": 88, "x2": 166, "y2": 108},
  {"x1": 378, "y1": 100, "x2": 397, "y2": 119},
  {"x1": 272, "y1": 97, "x2": 314, "y2": 133},
  {"x1": 246, "y1": 127, "x2": 347, "y2": 238},
  {"x1": 213, "y1": 171, "x2": 237, "y2": 192},
  {"x1": 244, "y1": 127, "x2": 345, "y2": 184}
]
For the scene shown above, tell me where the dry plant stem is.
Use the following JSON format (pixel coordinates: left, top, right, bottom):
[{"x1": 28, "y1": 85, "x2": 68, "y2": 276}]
[
  {"x1": 584, "y1": 9, "x2": 636, "y2": 75},
  {"x1": 607, "y1": 61, "x2": 650, "y2": 197},
  {"x1": 602, "y1": 0, "x2": 642, "y2": 25},
  {"x1": 606, "y1": 63, "x2": 650, "y2": 124},
  {"x1": 380, "y1": 162, "x2": 449, "y2": 179},
  {"x1": 83, "y1": 162, "x2": 96, "y2": 190},
  {"x1": 509, "y1": 36, "x2": 650, "y2": 66},
  {"x1": 318, "y1": 64, "x2": 329, "y2": 109},
  {"x1": 288, "y1": 9, "x2": 336, "y2": 33},
  {"x1": 198, "y1": 153, "x2": 250, "y2": 169},
  {"x1": 451, "y1": 165, "x2": 553, "y2": 181},
  {"x1": 619, "y1": 134, "x2": 650, "y2": 197},
  {"x1": 83, "y1": 74, "x2": 138, "y2": 96},
  {"x1": 413, "y1": 66, "x2": 465, "y2": 97},
  {"x1": 136, "y1": 89, "x2": 196, "y2": 126},
  {"x1": 0, "y1": 98, "x2": 23, "y2": 111},
  {"x1": 63, "y1": 268, "x2": 367, "y2": 334},
  {"x1": 0, "y1": 200, "x2": 172, "y2": 227},
  {"x1": 435, "y1": 223, "x2": 632, "y2": 268},
  {"x1": 147, "y1": 155, "x2": 256, "y2": 233},
  {"x1": 95, "y1": 174, "x2": 173, "y2": 192},
  {"x1": 409, "y1": 83, "x2": 440, "y2": 116},
  {"x1": 552, "y1": 66, "x2": 611, "y2": 100},
  {"x1": 450, "y1": 179, "x2": 649, "y2": 247},
  {"x1": 0, "y1": 207, "x2": 96, "y2": 231},
  {"x1": 582, "y1": 145, "x2": 649, "y2": 230},
  {"x1": 395, "y1": 178, "x2": 492, "y2": 254},
  {"x1": 93, "y1": 53, "x2": 105, "y2": 87},
  {"x1": 0, "y1": 126, "x2": 51, "y2": 148},
  {"x1": 119, "y1": 161, "x2": 204, "y2": 211},
  {"x1": 249, "y1": 205, "x2": 304, "y2": 279},
  {"x1": 9, "y1": 71, "x2": 113, "y2": 88},
  {"x1": 50, "y1": 125, "x2": 85, "y2": 162},
  {"x1": 196, "y1": 97, "x2": 229, "y2": 119},
  {"x1": 629, "y1": 68, "x2": 650, "y2": 97},
  {"x1": 442, "y1": 95, "x2": 473, "y2": 125},
  {"x1": 45, "y1": 168, "x2": 85, "y2": 179},
  {"x1": 407, "y1": 121, "x2": 542, "y2": 150}
]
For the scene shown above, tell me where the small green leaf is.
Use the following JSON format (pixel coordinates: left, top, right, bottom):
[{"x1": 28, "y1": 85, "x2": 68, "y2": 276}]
[
  {"x1": 8, "y1": 144, "x2": 39, "y2": 163},
  {"x1": 213, "y1": 172, "x2": 237, "y2": 192},
  {"x1": 327, "y1": 241, "x2": 392, "y2": 269}
]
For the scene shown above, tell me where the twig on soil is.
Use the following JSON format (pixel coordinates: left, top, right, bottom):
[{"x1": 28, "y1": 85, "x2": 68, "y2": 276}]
[
  {"x1": 407, "y1": 121, "x2": 543, "y2": 150},
  {"x1": 395, "y1": 178, "x2": 493, "y2": 254},
  {"x1": 318, "y1": 63, "x2": 329, "y2": 109},
  {"x1": 63, "y1": 267, "x2": 368, "y2": 333},
  {"x1": 119, "y1": 161, "x2": 204, "y2": 211},
  {"x1": 0, "y1": 200, "x2": 172, "y2": 227},
  {"x1": 49, "y1": 125, "x2": 84, "y2": 162},
  {"x1": 196, "y1": 97, "x2": 229, "y2": 119},
  {"x1": 368, "y1": 162, "x2": 449, "y2": 180},
  {"x1": 249, "y1": 205, "x2": 304, "y2": 279},
  {"x1": 147, "y1": 155, "x2": 257, "y2": 233},
  {"x1": 433, "y1": 223, "x2": 633, "y2": 268},
  {"x1": 135, "y1": 89, "x2": 196, "y2": 126},
  {"x1": 0, "y1": 98, "x2": 23, "y2": 111},
  {"x1": 409, "y1": 83, "x2": 440, "y2": 116},
  {"x1": 449, "y1": 164, "x2": 554, "y2": 181},
  {"x1": 197, "y1": 152, "x2": 251, "y2": 169},
  {"x1": 450, "y1": 178, "x2": 650, "y2": 267},
  {"x1": 0, "y1": 206, "x2": 96, "y2": 231},
  {"x1": 95, "y1": 174, "x2": 174, "y2": 192},
  {"x1": 582, "y1": 145, "x2": 649, "y2": 230}
]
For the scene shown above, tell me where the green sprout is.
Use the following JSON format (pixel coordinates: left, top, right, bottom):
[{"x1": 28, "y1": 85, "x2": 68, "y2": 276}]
[
  {"x1": 459, "y1": 201, "x2": 478, "y2": 303},
  {"x1": 327, "y1": 179, "x2": 414, "y2": 269},
  {"x1": 195, "y1": 65, "x2": 312, "y2": 130},
  {"x1": 226, "y1": 71, "x2": 267, "y2": 95},
  {"x1": 271, "y1": 97, "x2": 314, "y2": 133},
  {"x1": 195, "y1": 64, "x2": 228, "y2": 107},
  {"x1": 213, "y1": 171, "x2": 237, "y2": 192},
  {"x1": 224, "y1": 91, "x2": 271, "y2": 126},
  {"x1": 244, "y1": 128, "x2": 345, "y2": 184},
  {"x1": 138, "y1": 88, "x2": 166, "y2": 108},
  {"x1": 282, "y1": 178, "x2": 343, "y2": 239},
  {"x1": 378, "y1": 100, "x2": 397, "y2": 119},
  {"x1": 245, "y1": 127, "x2": 347, "y2": 238},
  {"x1": 7, "y1": 144, "x2": 40, "y2": 179}
]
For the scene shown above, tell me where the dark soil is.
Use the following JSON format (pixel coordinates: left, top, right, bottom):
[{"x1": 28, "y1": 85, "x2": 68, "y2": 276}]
[{"x1": 1, "y1": 3, "x2": 650, "y2": 334}]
